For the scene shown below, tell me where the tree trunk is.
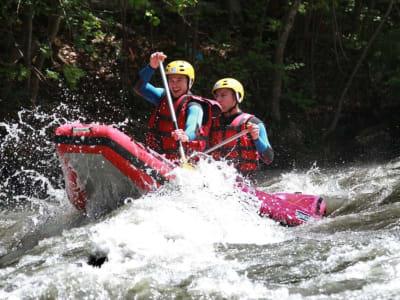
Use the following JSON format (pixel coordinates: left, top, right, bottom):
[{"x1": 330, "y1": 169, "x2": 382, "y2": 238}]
[
  {"x1": 30, "y1": 6, "x2": 63, "y2": 105},
  {"x1": 227, "y1": 0, "x2": 242, "y2": 26},
  {"x1": 269, "y1": 0, "x2": 301, "y2": 122},
  {"x1": 352, "y1": 0, "x2": 362, "y2": 35},
  {"x1": 191, "y1": 16, "x2": 199, "y2": 63},
  {"x1": 23, "y1": 4, "x2": 33, "y2": 94},
  {"x1": 331, "y1": 0, "x2": 348, "y2": 75},
  {"x1": 120, "y1": 0, "x2": 129, "y2": 89},
  {"x1": 368, "y1": 0, "x2": 376, "y2": 11},
  {"x1": 323, "y1": 0, "x2": 393, "y2": 140},
  {"x1": 258, "y1": 0, "x2": 271, "y2": 41},
  {"x1": 310, "y1": 10, "x2": 322, "y2": 99}
]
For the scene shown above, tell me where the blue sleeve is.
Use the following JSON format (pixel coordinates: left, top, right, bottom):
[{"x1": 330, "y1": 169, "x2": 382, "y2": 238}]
[
  {"x1": 254, "y1": 123, "x2": 274, "y2": 164},
  {"x1": 184, "y1": 104, "x2": 203, "y2": 141},
  {"x1": 134, "y1": 64, "x2": 165, "y2": 105}
]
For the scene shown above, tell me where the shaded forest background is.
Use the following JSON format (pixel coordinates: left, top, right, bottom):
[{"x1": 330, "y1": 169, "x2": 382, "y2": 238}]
[{"x1": 1, "y1": 0, "x2": 399, "y2": 169}]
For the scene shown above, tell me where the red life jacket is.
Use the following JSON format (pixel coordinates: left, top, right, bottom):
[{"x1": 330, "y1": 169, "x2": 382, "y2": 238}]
[
  {"x1": 210, "y1": 112, "x2": 259, "y2": 172},
  {"x1": 146, "y1": 94, "x2": 220, "y2": 161}
]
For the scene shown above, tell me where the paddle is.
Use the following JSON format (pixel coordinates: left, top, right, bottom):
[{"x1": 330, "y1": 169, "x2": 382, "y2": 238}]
[
  {"x1": 158, "y1": 60, "x2": 193, "y2": 169},
  {"x1": 188, "y1": 128, "x2": 249, "y2": 161},
  {"x1": 204, "y1": 128, "x2": 249, "y2": 155}
]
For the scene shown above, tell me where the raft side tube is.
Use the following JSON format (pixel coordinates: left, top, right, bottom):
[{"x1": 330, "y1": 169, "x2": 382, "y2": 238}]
[
  {"x1": 54, "y1": 124, "x2": 176, "y2": 215},
  {"x1": 257, "y1": 190, "x2": 327, "y2": 226}
]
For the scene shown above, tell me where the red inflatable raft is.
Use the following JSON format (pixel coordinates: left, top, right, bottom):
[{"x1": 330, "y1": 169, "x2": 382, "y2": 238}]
[
  {"x1": 54, "y1": 124, "x2": 176, "y2": 217},
  {"x1": 240, "y1": 186, "x2": 326, "y2": 226},
  {"x1": 55, "y1": 124, "x2": 326, "y2": 224}
]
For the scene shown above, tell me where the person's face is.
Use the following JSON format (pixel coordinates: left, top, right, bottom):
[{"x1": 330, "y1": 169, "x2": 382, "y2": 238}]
[
  {"x1": 214, "y1": 88, "x2": 237, "y2": 113},
  {"x1": 168, "y1": 74, "x2": 188, "y2": 98}
]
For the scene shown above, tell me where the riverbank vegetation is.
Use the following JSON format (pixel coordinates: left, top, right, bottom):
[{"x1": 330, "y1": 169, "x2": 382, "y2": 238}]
[{"x1": 1, "y1": 0, "x2": 399, "y2": 168}]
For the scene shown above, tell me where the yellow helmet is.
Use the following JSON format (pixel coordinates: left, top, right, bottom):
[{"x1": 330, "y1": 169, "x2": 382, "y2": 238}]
[
  {"x1": 165, "y1": 60, "x2": 195, "y2": 89},
  {"x1": 212, "y1": 78, "x2": 244, "y2": 103}
]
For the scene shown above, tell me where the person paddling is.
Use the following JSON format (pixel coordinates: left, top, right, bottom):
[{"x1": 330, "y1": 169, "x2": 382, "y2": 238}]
[
  {"x1": 209, "y1": 78, "x2": 274, "y2": 176},
  {"x1": 134, "y1": 52, "x2": 220, "y2": 161}
]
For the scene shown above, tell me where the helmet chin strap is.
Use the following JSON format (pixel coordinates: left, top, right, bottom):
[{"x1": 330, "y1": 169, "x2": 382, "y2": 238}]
[
  {"x1": 223, "y1": 89, "x2": 241, "y2": 116},
  {"x1": 224, "y1": 101, "x2": 238, "y2": 115}
]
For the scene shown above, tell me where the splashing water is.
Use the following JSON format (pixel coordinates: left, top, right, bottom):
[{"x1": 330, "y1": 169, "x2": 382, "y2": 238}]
[
  {"x1": 0, "y1": 102, "x2": 133, "y2": 263},
  {"x1": 1, "y1": 103, "x2": 400, "y2": 299},
  {"x1": 0, "y1": 154, "x2": 290, "y2": 299}
]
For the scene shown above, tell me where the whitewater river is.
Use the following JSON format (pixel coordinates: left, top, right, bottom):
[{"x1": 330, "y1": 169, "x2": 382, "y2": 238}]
[{"x1": 1, "y1": 106, "x2": 400, "y2": 299}]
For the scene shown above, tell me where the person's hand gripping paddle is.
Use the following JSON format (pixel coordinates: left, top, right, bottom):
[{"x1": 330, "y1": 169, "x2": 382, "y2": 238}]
[
  {"x1": 158, "y1": 60, "x2": 194, "y2": 170},
  {"x1": 188, "y1": 122, "x2": 254, "y2": 161}
]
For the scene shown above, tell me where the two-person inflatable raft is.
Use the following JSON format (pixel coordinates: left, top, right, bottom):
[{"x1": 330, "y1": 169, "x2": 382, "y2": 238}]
[{"x1": 54, "y1": 124, "x2": 326, "y2": 224}]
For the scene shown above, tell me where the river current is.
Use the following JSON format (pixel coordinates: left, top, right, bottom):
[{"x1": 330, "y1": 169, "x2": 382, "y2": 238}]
[{"x1": 1, "y1": 105, "x2": 400, "y2": 299}]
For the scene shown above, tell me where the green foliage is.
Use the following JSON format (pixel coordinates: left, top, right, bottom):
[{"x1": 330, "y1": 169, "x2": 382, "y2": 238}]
[
  {"x1": 46, "y1": 69, "x2": 59, "y2": 81},
  {"x1": 370, "y1": 29, "x2": 400, "y2": 65},
  {"x1": 167, "y1": 0, "x2": 198, "y2": 14},
  {"x1": 285, "y1": 89, "x2": 317, "y2": 111},
  {"x1": 40, "y1": 44, "x2": 52, "y2": 59},
  {"x1": 145, "y1": 9, "x2": 160, "y2": 26},
  {"x1": 298, "y1": 3, "x2": 307, "y2": 14},
  {"x1": 305, "y1": 0, "x2": 332, "y2": 11},
  {"x1": 62, "y1": 65, "x2": 86, "y2": 90},
  {"x1": 0, "y1": 0, "x2": 398, "y2": 133},
  {"x1": 387, "y1": 70, "x2": 400, "y2": 89},
  {"x1": 61, "y1": 0, "x2": 104, "y2": 52},
  {"x1": 128, "y1": 0, "x2": 151, "y2": 10},
  {"x1": 285, "y1": 62, "x2": 305, "y2": 71},
  {"x1": 266, "y1": 18, "x2": 281, "y2": 32},
  {"x1": 0, "y1": 64, "x2": 30, "y2": 82},
  {"x1": 0, "y1": 0, "x2": 18, "y2": 25}
]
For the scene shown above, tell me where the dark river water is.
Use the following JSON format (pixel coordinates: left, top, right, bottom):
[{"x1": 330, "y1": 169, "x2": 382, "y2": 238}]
[{"x1": 1, "y1": 106, "x2": 400, "y2": 299}]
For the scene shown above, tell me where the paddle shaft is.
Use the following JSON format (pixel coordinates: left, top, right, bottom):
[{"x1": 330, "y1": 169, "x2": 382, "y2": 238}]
[
  {"x1": 203, "y1": 128, "x2": 249, "y2": 155},
  {"x1": 158, "y1": 61, "x2": 186, "y2": 161}
]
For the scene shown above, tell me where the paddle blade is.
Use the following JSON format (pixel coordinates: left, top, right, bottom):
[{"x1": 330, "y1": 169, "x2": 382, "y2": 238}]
[
  {"x1": 181, "y1": 162, "x2": 195, "y2": 170},
  {"x1": 180, "y1": 157, "x2": 195, "y2": 170}
]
